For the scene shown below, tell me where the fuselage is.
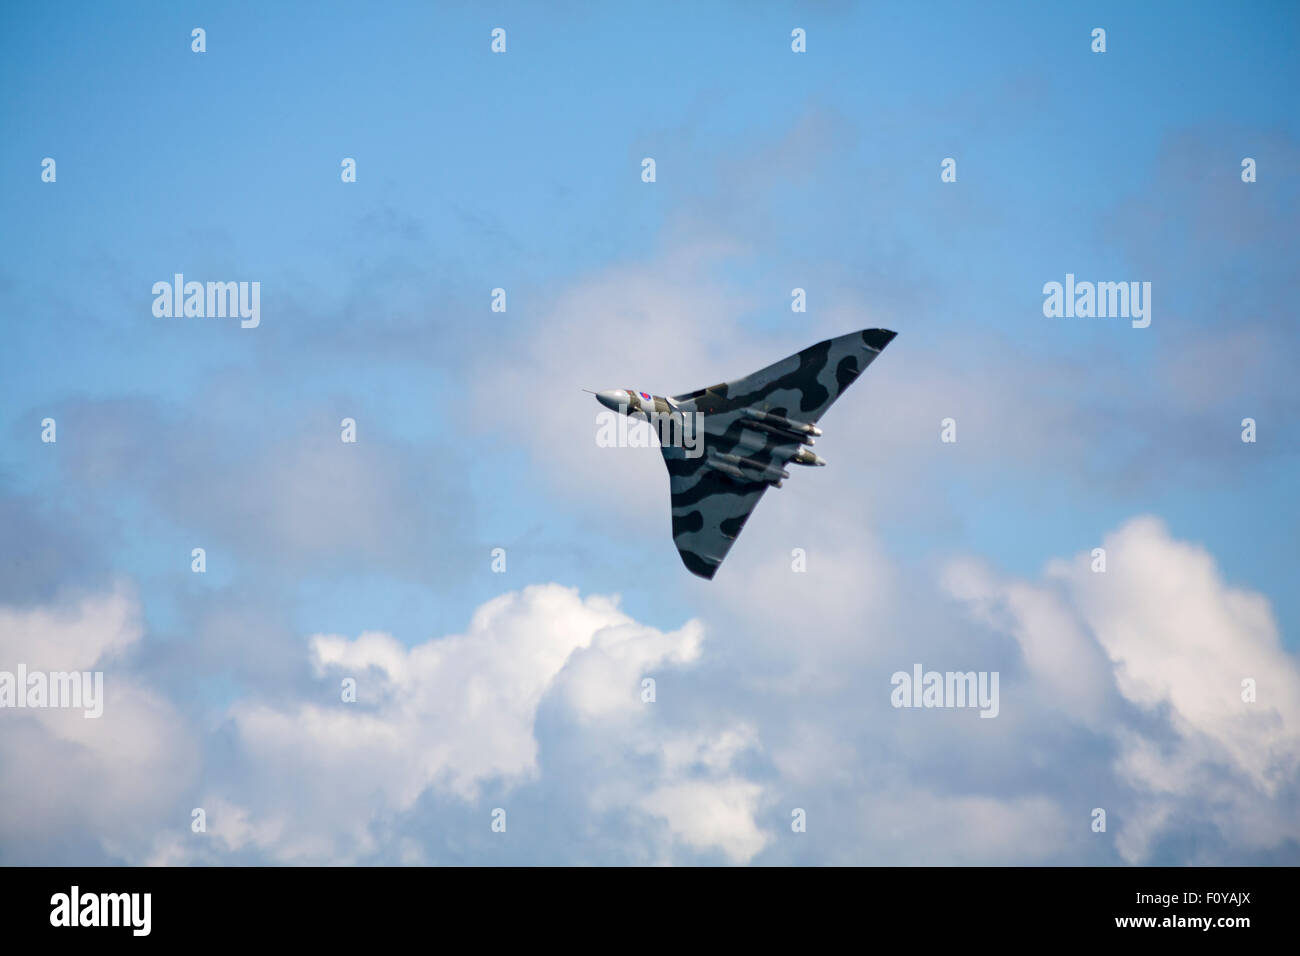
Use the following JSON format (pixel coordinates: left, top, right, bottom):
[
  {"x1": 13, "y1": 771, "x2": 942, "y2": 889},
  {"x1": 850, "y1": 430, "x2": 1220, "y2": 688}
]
[
  {"x1": 593, "y1": 387, "x2": 826, "y2": 472},
  {"x1": 594, "y1": 388, "x2": 675, "y2": 419}
]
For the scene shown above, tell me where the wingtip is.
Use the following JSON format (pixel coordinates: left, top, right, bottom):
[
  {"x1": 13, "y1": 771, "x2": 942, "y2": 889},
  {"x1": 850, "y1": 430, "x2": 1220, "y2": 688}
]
[
  {"x1": 861, "y1": 328, "x2": 897, "y2": 351},
  {"x1": 680, "y1": 550, "x2": 721, "y2": 580}
]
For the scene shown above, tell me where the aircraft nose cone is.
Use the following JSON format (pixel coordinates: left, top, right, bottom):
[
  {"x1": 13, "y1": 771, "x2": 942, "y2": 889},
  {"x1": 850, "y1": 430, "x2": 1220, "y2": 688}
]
[{"x1": 595, "y1": 389, "x2": 627, "y2": 412}]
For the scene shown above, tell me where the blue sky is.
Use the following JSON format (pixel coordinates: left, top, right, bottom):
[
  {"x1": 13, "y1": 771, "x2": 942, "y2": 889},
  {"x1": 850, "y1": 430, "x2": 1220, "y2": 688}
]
[{"x1": 1, "y1": 1, "x2": 1298, "y2": 865}]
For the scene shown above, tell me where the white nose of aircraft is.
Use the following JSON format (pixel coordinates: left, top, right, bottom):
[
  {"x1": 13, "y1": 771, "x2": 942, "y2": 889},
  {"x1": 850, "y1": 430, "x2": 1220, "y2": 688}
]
[{"x1": 595, "y1": 389, "x2": 628, "y2": 412}]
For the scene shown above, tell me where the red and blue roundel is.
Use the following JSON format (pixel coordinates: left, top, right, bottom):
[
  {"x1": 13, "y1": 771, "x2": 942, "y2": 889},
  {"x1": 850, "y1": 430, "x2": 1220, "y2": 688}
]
[{"x1": 639, "y1": 391, "x2": 651, "y2": 401}]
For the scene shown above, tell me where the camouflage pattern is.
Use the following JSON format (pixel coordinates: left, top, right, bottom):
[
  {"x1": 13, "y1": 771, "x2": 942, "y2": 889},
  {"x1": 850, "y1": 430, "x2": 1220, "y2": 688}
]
[{"x1": 596, "y1": 328, "x2": 896, "y2": 579}]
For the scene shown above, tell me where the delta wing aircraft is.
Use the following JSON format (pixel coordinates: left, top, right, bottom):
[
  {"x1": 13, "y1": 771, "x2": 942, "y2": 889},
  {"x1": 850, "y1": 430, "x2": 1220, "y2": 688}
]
[{"x1": 592, "y1": 328, "x2": 896, "y2": 579}]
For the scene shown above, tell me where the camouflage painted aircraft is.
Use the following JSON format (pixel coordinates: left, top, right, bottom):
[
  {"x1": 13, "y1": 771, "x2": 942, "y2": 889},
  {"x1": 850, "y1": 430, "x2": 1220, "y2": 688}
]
[{"x1": 593, "y1": 328, "x2": 896, "y2": 579}]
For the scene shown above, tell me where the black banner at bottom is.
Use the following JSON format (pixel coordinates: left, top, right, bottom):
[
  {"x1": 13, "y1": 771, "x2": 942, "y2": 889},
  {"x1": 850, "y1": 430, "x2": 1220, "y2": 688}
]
[{"x1": 0, "y1": 865, "x2": 1283, "y2": 943}]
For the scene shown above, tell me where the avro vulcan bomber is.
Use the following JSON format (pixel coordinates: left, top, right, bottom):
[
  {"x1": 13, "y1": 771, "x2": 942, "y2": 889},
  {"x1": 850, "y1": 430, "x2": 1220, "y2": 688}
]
[{"x1": 592, "y1": 328, "x2": 896, "y2": 579}]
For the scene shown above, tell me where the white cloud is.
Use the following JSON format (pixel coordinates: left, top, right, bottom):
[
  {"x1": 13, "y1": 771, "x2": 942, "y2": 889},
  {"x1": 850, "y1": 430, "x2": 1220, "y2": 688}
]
[
  {"x1": 0, "y1": 584, "x2": 140, "y2": 670},
  {"x1": 637, "y1": 778, "x2": 768, "y2": 865},
  {"x1": 7, "y1": 518, "x2": 1297, "y2": 867},
  {"x1": 0, "y1": 585, "x2": 197, "y2": 861},
  {"x1": 945, "y1": 516, "x2": 1300, "y2": 862},
  {"x1": 203, "y1": 584, "x2": 762, "y2": 863},
  {"x1": 1058, "y1": 517, "x2": 1300, "y2": 791},
  {"x1": 942, "y1": 557, "x2": 1114, "y2": 726}
]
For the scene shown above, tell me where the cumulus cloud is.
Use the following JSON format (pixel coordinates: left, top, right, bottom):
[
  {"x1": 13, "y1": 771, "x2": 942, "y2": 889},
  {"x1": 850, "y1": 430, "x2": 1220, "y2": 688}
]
[
  {"x1": 944, "y1": 516, "x2": 1300, "y2": 863},
  {"x1": 637, "y1": 778, "x2": 767, "y2": 864},
  {"x1": 0, "y1": 586, "x2": 197, "y2": 864},
  {"x1": 233, "y1": 587, "x2": 626, "y2": 804},
  {"x1": 150, "y1": 584, "x2": 768, "y2": 864},
  {"x1": 6, "y1": 516, "x2": 1298, "y2": 866}
]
